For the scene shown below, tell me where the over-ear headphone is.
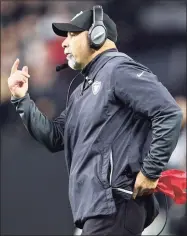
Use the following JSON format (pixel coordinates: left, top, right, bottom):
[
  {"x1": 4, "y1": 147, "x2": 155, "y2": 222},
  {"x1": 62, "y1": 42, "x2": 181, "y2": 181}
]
[{"x1": 88, "y1": 5, "x2": 107, "y2": 50}]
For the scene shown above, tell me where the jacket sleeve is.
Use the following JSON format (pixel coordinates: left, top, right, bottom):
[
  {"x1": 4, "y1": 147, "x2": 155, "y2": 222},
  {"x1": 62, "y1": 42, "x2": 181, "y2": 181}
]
[
  {"x1": 11, "y1": 93, "x2": 66, "y2": 153},
  {"x1": 112, "y1": 63, "x2": 183, "y2": 179}
]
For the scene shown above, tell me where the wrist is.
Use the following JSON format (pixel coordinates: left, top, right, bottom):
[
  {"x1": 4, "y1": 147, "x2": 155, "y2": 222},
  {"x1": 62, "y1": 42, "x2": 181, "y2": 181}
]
[{"x1": 140, "y1": 167, "x2": 160, "y2": 181}]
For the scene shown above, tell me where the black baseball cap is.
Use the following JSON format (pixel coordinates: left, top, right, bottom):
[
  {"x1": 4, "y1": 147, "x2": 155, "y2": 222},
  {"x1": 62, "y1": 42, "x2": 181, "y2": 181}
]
[{"x1": 52, "y1": 9, "x2": 118, "y2": 43}]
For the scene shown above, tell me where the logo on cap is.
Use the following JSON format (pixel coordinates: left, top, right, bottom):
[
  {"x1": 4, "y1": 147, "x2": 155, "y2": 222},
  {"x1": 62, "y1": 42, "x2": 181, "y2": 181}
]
[{"x1": 71, "y1": 11, "x2": 83, "y2": 21}]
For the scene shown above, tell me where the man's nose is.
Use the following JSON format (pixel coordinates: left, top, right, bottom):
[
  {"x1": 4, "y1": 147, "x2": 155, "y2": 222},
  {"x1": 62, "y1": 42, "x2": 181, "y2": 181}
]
[{"x1": 62, "y1": 37, "x2": 68, "y2": 48}]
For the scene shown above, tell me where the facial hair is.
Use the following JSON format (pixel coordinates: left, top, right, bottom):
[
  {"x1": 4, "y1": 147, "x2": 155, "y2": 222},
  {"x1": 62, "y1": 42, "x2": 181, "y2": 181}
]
[{"x1": 67, "y1": 54, "x2": 82, "y2": 70}]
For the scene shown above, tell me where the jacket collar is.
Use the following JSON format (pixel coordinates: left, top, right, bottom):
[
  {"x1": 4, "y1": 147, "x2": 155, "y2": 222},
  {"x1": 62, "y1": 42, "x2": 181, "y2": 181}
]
[{"x1": 81, "y1": 48, "x2": 118, "y2": 78}]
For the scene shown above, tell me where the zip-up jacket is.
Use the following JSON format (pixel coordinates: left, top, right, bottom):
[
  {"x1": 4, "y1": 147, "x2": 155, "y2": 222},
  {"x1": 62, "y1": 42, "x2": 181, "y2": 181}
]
[{"x1": 11, "y1": 48, "x2": 183, "y2": 228}]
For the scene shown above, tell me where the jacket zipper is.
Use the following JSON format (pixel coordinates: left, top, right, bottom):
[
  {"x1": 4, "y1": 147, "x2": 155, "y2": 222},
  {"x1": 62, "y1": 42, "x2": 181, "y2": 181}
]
[
  {"x1": 109, "y1": 149, "x2": 113, "y2": 186},
  {"x1": 109, "y1": 149, "x2": 133, "y2": 196}
]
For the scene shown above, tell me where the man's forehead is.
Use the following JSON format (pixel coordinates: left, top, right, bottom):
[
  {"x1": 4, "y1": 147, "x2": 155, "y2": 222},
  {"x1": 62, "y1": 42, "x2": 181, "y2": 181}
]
[
  {"x1": 68, "y1": 31, "x2": 78, "y2": 34},
  {"x1": 67, "y1": 31, "x2": 84, "y2": 36},
  {"x1": 67, "y1": 32, "x2": 74, "y2": 37}
]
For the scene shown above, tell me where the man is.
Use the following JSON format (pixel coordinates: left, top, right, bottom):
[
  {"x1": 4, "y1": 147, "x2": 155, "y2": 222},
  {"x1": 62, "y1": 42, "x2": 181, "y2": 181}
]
[{"x1": 8, "y1": 6, "x2": 182, "y2": 235}]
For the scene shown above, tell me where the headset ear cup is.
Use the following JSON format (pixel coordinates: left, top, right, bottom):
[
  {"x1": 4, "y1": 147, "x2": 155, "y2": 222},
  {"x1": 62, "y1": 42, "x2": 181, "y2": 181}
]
[
  {"x1": 88, "y1": 24, "x2": 95, "y2": 48},
  {"x1": 89, "y1": 25, "x2": 107, "y2": 49}
]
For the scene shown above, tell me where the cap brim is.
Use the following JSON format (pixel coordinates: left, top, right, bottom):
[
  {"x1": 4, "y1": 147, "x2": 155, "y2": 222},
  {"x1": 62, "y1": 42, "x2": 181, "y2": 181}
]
[{"x1": 52, "y1": 23, "x2": 84, "y2": 37}]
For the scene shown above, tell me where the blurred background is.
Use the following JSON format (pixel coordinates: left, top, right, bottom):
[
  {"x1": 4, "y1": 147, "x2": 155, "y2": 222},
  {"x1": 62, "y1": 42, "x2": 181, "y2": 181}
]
[{"x1": 1, "y1": 0, "x2": 186, "y2": 235}]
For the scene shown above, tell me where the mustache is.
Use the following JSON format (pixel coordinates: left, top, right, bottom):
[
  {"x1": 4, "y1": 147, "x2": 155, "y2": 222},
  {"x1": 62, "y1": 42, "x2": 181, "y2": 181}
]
[{"x1": 64, "y1": 50, "x2": 72, "y2": 55}]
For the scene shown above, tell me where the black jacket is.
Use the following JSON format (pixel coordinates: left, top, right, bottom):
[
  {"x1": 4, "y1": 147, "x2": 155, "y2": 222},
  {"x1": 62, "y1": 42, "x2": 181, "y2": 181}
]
[{"x1": 11, "y1": 48, "x2": 183, "y2": 228}]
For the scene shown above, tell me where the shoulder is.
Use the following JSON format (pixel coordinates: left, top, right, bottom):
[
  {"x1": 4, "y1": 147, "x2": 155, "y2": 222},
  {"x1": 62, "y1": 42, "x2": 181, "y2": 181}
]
[{"x1": 108, "y1": 56, "x2": 158, "y2": 83}]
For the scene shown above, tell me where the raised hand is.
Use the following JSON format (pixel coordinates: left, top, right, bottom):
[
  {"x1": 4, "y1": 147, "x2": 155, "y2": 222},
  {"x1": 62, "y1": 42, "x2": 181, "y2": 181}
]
[{"x1": 8, "y1": 59, "x2": 30, "y2": 98}]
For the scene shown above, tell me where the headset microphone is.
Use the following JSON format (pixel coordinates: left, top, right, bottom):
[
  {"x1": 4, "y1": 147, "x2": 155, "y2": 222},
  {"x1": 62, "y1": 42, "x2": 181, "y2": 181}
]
[{"x1": 56, "y1": 63, "x2": 69, "y2": 72}]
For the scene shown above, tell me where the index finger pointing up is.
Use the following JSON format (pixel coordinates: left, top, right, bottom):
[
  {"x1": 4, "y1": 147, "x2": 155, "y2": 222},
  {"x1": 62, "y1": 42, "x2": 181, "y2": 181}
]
[{"x1": 11, "y1": 58, "x2": 20, "y2": 75}]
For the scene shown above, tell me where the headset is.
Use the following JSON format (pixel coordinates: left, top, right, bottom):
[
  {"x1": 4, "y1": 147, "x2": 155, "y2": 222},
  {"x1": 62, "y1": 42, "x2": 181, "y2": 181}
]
[{"x1": 88, "y1": 5, "x2": 107, "y2": 50}]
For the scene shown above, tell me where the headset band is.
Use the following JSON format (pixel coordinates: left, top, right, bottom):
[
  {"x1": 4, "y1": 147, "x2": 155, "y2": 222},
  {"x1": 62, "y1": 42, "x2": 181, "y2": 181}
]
[{"x1": 93, "y1": 5, "x2": 103, "y2": 23}]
